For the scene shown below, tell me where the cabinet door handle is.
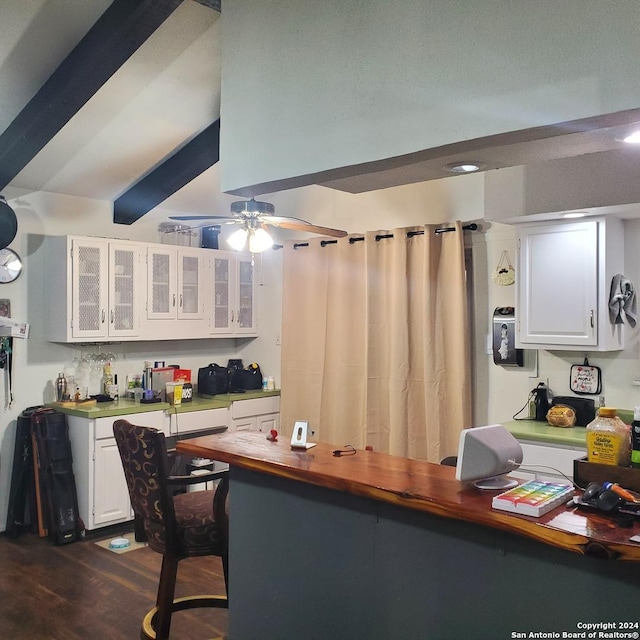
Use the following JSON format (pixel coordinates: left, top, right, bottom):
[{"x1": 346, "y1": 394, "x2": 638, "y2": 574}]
[
  {"x1": 172, "y1": 293, "x2": 176, "y2": 308},
  {"x1": 179, "y1": 294, "x2": 183, "y2": 308},
  {"x1": 590, "y1": 309, "x2": 594, "y2": 328},
  {"x1": 231, "y1": 310, "x2": 234, "y2": 323},
  {"x1": 101, "y1": 309, "x2": 106, "y2": 324},
  {"x1": 110, "y1": 310, "x2": 114, "y2": 324}
]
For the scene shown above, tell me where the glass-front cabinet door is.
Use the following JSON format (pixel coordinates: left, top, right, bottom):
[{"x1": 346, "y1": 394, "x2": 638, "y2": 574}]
[
  {"x1": 211, "y1": 254, "x2": 232, "y2": 333},
  {"x1": 71, "y1": 238, "x2": 108, "y2": 339},
  {"x1": 108, "y1": 243, "x2": 141, "y2": 337},
  {"x1": 177, "y1": 249, "x2": 204, "y2": 320},
  {"x1": 147, "y1": 247, "x2": 176, "y2": 319},
  {"x1": 236, "y1": 255, "x2": 256, "y2": 334}
]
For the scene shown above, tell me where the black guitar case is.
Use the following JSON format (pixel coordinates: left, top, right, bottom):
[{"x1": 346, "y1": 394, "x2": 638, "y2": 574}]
[
  {"x1": 5, "y1": 406, "x2": 41, "y2": 538},
  {"x1": 30, "y1": 408, "x2": 84, "y2": 544}
]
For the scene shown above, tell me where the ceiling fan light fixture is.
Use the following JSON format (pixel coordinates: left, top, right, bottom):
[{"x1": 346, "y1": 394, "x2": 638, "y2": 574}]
[
  {"x1": 249, "y1": 227, "x2": 274, "y2": 253},
  {"x1": 230, "y1": 198, "x2": 275, "y2": 216},
  {"x1": 227, "y1": 227, "x2": 249, "y2": 251}
]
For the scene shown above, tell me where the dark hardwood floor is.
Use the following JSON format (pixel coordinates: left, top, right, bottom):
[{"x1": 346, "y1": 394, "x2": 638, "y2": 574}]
[{"x1": 0, "y1": 529, "x2": 228, "y2": 639}]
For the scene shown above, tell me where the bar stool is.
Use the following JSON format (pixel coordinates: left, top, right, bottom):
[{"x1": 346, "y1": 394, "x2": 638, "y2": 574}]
[{"x1": 113, "y1": 419, "x2": 229, "y2": 640}]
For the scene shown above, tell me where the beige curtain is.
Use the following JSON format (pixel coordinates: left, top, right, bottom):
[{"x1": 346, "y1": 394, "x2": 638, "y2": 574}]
[{"x1": 281, "y1": 223, "x2": 471, "y2": 462}]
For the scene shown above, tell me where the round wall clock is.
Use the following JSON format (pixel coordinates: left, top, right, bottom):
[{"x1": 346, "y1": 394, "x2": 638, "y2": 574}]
[{"x1": 0, "y1": 248, "x2": 23, "y2": 283}]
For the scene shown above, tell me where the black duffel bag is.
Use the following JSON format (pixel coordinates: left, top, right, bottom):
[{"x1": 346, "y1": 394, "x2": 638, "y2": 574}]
[
  {"x1": 197, "y1": 363, "x2": 229, "y2": 396},
  {"x1": 234, "y1": 363, "x2": 263, "y2": 390}
]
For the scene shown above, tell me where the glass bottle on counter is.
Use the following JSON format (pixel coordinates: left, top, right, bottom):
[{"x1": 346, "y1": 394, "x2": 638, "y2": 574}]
[
  {"x1": 586, "y1": 407, "x2": 630, "y2": 467},
  {"x1": 102, "y1": 362, "x2": 114, "y2": 397}
]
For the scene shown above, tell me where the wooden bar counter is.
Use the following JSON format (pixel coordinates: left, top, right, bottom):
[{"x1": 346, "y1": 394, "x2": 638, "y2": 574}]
[{"x1": 177, "y1": 432, "x2": 640, "y2": 640}]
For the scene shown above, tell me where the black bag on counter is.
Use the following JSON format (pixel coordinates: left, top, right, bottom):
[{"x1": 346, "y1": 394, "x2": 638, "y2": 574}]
[
  {"x1": 234, "y1": 363, "x2": 263, "y2": 390},
  {"x1": 198, "y1": 363, "x2": 229, "y2": 396},
  {"x1": 227, "y1": 359, "x2": 245, "y2": 391},
  {"x1": 551, "y1": 396, "x2": 596, "y2": 427}
]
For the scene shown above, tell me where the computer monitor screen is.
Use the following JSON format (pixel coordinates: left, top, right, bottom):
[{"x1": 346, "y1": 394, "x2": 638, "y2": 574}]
[{"x1": 455, "y1": 424, "x2": 523, "y2": 490}]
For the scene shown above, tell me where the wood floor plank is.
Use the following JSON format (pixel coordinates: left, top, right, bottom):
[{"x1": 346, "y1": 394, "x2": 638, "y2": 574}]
[{"x1": 0, "y1": 532, "x2": 227, "y2": 639}]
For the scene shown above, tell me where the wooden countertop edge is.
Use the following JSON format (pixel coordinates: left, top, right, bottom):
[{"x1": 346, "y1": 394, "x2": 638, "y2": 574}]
[{"x1": 177, "y1": 440, "x2": 640, "y2": 562}]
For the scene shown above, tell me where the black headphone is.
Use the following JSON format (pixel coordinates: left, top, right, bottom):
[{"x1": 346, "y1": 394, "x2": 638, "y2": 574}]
[{"x1": 581, "y1": 482, "x2": 624, "y2": 513}]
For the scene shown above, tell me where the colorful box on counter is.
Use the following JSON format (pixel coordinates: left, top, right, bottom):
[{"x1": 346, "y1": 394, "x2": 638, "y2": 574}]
[{"x1": 173, "y1": 369, "x2": 191, "y2": 383}]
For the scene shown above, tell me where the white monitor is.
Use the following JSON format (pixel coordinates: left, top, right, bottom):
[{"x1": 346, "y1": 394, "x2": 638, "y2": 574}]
[{"x1": 455, "y1": 424, "x2": 523, "y2": 490}]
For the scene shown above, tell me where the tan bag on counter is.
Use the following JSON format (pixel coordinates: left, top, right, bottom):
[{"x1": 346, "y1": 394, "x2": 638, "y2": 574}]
[{"x1": 546, "y1": 404, "x2": 576, "y2": 428}]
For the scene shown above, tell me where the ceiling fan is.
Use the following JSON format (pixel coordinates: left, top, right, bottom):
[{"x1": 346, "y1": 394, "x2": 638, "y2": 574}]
[{"x1": 168, "y1": 198, "x2": 348, "y2": 253}]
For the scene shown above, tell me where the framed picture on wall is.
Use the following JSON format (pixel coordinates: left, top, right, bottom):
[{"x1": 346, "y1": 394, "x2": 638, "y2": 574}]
[{"x1": 492, "y1": 307, "x2": 523, "y2": 367}]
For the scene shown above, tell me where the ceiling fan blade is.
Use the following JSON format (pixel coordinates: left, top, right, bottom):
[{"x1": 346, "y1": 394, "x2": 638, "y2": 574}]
[
  {"x1": 265, "y1": 218, "x2": 348, "y2": 237},
  {"x1": 168, "y1": 214, "x2": 238, "y2": 221}
]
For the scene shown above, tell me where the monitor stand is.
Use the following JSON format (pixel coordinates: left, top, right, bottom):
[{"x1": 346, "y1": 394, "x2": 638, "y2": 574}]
[{"x1": 474, "y1": 476, "x2": 519, "y2": 491}]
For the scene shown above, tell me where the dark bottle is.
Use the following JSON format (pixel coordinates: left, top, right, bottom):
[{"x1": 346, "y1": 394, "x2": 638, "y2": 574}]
[
  {"x1": 631, "y1": 407, "x2": 640, "y2": 469},
  {"x1": 532, "y1": 383, "x2": 549, "y2": 421}
]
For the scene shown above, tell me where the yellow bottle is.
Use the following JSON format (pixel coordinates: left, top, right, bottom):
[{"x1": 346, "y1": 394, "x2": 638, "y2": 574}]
[{"x1": 586, "y1": 407, "x2": 630, "y2": 466}]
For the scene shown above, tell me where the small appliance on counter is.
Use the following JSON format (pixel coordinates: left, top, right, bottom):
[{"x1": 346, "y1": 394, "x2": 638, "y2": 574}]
[{"x1": 150, "y1": 367, "x2": 178, "y2": 401}]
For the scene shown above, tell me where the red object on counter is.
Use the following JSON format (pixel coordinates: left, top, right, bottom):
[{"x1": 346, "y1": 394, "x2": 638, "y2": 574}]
[{"x1": 173, "y1": 369, "x2": 191, "y2": 383}]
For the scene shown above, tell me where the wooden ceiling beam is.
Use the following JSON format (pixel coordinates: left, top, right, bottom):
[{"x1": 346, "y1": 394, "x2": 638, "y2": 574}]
[
  {"x1": 0, "y1": 0, "x2": 185, "y2": 191},
  {"x1": 113, "y1": 119, "x2": 221, "y2": 225}
]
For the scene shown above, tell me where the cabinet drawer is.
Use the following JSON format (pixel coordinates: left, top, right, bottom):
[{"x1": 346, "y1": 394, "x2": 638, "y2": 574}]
[
  {"x1": 231, "y1": 396, "x2": 280, "y2": 419},
  {"x1": 95, "y1": 410, "x2": 167, "y2": 439},
  {"x1": 170, "y1": 407, "x2": 228, "y2": 435},
  {"x1": 520, "y1": 441, "x2": 586, "y2": 478}
]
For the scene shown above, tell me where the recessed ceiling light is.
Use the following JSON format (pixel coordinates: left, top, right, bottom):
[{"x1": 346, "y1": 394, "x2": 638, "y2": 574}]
[
  {"x1": 443, "y1": 161, "x2": 486, "y2": 174},
  {"x1": 622, "y1": 130, "x2": 640, "y2": 144},
  {"x1": 563, "y1": 212, "x2": 587, "y2": 219}
]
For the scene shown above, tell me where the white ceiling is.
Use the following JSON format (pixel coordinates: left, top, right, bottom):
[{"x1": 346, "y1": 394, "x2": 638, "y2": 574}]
[
  {"x1": 2, "y1": 0, "x2": 640, "y2": 223},
  {"x1": 1, "y1": 0, "x2": 222, "y2": 217}
]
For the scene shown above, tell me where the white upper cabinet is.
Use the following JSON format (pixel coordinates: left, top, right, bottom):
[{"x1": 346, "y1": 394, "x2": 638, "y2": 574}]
[
  {"x1": 144, "y1": 245, "x2": 209, "y2": 340},
  {"x1": 147, "y1": 246, "x2": 205, "y2": 321},
  {"x1": 47, "y1": 235, "x2": 259, "y2": 342},
  {"x1": 210, "y1": 251, "x2": 257, "y2": 336},
  {"x1": 516, "y1": 217, "x2": 625, "y2": 351},
  {"x1": 47, "y1": 236, "x2": 143, "y2": 342}
]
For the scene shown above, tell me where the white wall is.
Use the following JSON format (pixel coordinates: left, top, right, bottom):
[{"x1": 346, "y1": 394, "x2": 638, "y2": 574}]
[
  {"x1": 0, "y1": 188, "x2": 267, "y2": 531},
  {"x1": 6, "y1": 171, "x2": 640, "y2": 533},
  {"x1": 476, "y1": 220, "x2": 640, "y2": 427},
  {"x1": 485, "y1": 151, "x2": 640, "y2": 220},
  {"x1": 0, "y1": 173, "x2": 483, "y2": 531},
  {"x1": 221, "y1": 0, "x2": 640, "y2": 193}
]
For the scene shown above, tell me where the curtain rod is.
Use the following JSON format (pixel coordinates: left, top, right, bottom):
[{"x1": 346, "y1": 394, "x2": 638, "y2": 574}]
[{"x1": 278, "y1": 222, "x2": 478, "y2": 250}]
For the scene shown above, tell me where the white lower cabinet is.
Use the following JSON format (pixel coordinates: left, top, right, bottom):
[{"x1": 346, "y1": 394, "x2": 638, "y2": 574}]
[
  {"x1": 169, "y1": 407, "x2": 228, "y2": 435},
  {"x1": 229, "y1": 396, "x2": 280, "y2": 433},
  {"x1": 512, "y1": 440, "x2": 586, "y2": 483},
  {"x1": 68, "y1": 411, "x2": 168, "y2": 531},
  {"x1": 67, "y1": 397, "x2": 280, "y2": 530},
  {"x1": 93, "y1": 438, "x2": 131, "y2": 526}
]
